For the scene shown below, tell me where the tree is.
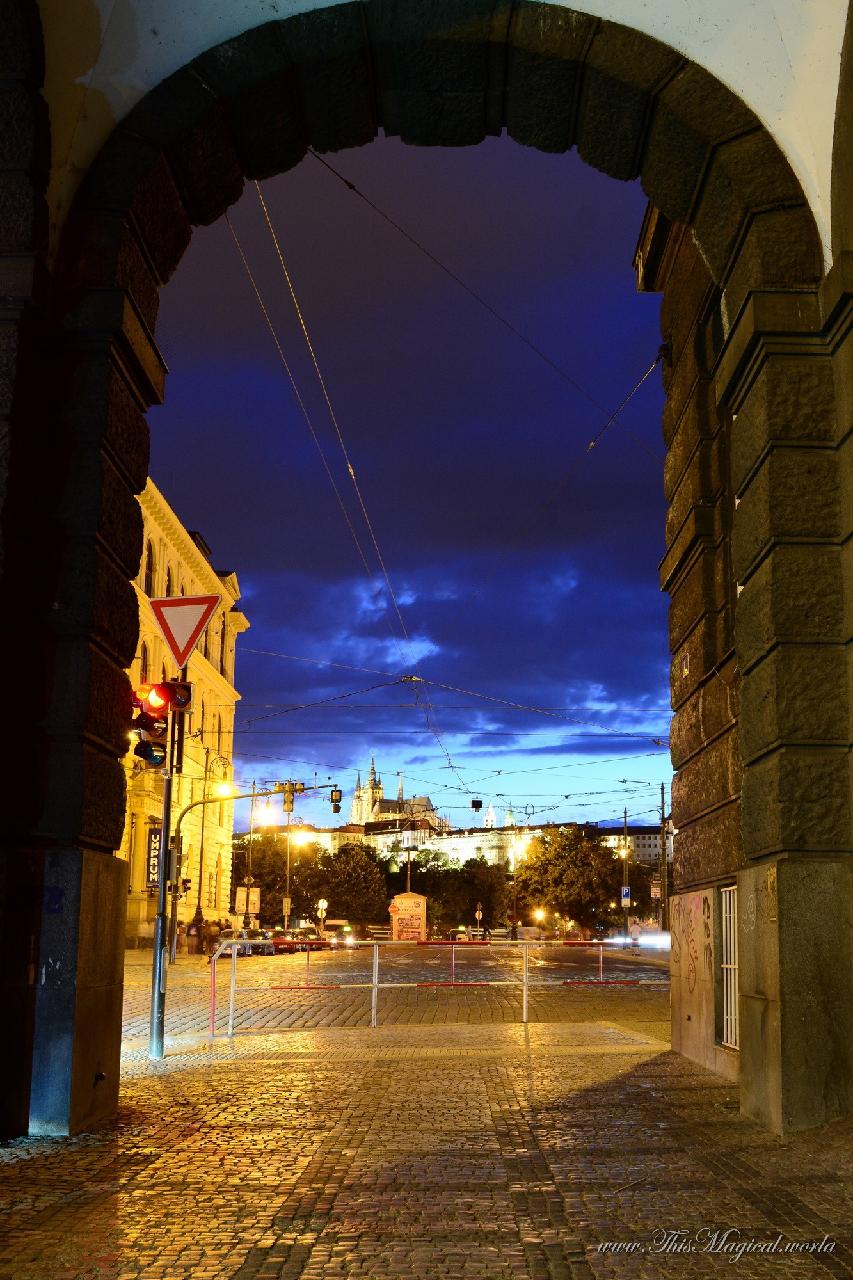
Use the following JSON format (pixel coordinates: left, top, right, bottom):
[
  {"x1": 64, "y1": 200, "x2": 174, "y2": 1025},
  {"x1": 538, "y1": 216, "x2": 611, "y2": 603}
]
[
  {"x1": 513, "y1": 827, "x2": 651, "y2": 932},
  {"x1": 305, "y1": 842, "x2": 389, "y2": 935},
  {"x1": 232, "y1": 833, "x2": 324, "y2": 925}
]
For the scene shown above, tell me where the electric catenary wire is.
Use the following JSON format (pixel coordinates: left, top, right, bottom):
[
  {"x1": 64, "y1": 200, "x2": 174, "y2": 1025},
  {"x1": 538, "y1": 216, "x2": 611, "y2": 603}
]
[
  {"x1": 251, "y1": 182, "x2": 471, "y2": 795},
  {"x1": 309, "y1": 148, "x2": 663, "y2": 462},
  {"x1": 224, "y1": 212, "x2": 376, "y2": 589}
]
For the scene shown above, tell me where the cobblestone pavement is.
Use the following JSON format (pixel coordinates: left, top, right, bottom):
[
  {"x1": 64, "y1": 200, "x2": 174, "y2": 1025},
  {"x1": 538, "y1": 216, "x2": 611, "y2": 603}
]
[{"x1": 0, "y1": 952, "x2": 849, "y2": 1280}]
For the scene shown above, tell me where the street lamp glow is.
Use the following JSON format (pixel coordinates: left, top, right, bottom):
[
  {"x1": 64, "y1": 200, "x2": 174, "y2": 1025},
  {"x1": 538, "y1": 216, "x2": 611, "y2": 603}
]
[
  {"x1": 290, "y1": 828, "x2": 312, "y2": 849},
  {"x1": 258, "y1": 798, "x2": 276, "y2": 827},
  {"x1": 214, "y1": 780, "x2": 235, "y2": 798},
  {"x1": 533, "y1": 907, "x2": 545, "y2": 922}
]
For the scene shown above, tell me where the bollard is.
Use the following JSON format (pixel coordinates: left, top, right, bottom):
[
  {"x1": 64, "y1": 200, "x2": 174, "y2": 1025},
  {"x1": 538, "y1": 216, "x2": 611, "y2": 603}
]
[
  {"x1": 598, "y1": 942, "x2": 604, "y2": 982},
  {"x1": 209, "y1": 952, "x2": 217, "y2": 1037},
  {"x1": 450, "y1": 943, "x2": 455, "y2": 984}
]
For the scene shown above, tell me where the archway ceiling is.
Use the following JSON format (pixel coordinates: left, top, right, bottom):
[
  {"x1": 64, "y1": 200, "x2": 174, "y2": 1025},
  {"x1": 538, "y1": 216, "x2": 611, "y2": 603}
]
[{"x1": 43, "y1": 0, "x2": 844, "y2": 264}]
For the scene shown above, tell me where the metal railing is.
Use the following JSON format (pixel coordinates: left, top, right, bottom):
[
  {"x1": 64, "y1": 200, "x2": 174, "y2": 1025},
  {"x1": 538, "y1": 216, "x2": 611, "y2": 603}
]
[{"x1": 208, "y1": 938, "x2": 668, "y2": 1036}]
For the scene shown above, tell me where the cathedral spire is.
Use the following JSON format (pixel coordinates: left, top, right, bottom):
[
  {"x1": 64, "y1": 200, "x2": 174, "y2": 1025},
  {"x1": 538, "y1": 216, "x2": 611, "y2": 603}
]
[
  {"x1": 397, "y1": 772, "x2": 404, "y2": 803},
  {"x1": 369, "y1": 756, "x2": 376, "y2": 782}
]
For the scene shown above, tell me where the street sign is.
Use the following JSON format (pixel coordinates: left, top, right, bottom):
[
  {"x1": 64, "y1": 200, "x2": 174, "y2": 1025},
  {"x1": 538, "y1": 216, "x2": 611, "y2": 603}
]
[
  {"x1": 621, "y1": 886, "x2": 631, "y2": 905},
  {"x1": 282, "y1": 895, "x2": 292, "y2": 920},
  {"x1": 149, "y1": 595, "x2": 221, "y2": 668},
  {"x1": 651, "y1": 883, "x2": 661, "y2": 899}
]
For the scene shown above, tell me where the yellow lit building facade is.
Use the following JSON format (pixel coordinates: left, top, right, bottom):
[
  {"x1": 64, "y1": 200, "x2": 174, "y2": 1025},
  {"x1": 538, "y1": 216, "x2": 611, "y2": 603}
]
[{"x1": 120, "y1": 480, "x2": 249, "y2": 945}]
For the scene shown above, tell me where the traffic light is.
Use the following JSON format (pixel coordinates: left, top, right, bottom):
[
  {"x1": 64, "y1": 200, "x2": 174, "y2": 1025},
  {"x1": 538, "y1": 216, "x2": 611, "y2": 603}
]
[
  {"x1": 131, "y1": 684, "x2": 170, "y2": 767},
  {"x1": 181, "y1": 878, "x2": 191, "y2": 893},
  {"x1": 166, "y1": 679, "x2": 193, "y2": 711},
  {"x1": 130, "y1": 681, "x2": 193, "y2": 768},
  {"x1": 282, "y1": 781, "x2": 294, "y2": 812},
  {"x1": 471, "y1": 798, "x2": 483, "y2": 812},
  {"x1": 330, "y1": 786, "x2": 342, "y2": 814}
]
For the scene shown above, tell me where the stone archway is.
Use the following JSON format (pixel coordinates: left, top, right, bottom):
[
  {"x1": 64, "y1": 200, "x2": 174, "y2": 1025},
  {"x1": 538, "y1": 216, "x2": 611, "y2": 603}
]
[{"x1": 1, "y1": 2, "x2": 850, "y2": 1137}]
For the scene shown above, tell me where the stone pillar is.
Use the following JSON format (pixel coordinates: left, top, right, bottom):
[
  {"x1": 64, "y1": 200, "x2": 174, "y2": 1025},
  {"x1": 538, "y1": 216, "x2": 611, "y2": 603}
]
[{"x1": 717, "y1": 283, "x2": 853, "y2": 1133}]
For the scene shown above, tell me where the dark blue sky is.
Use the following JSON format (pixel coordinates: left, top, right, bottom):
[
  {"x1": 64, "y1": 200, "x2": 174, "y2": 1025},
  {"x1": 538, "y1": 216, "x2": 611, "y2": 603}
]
[{"x1": 150, "y1": 134, "x2": 672, "y2": 830}]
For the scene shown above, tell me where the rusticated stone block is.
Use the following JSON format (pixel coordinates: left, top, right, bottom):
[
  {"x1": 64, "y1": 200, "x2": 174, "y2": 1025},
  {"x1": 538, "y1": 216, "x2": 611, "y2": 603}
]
[
  {"x1": 59, "y1": 213, "x2": 160, "y2": 330},
  {"x1": 671, "y1": 798, "x2": 743, "y2": 888},
  {"x1": 663, "y1": 385, "x2": 721, "y2": 494},
  {"x1": 96, "y1": 458, "x2": 144, "y2": 579},
  {"x1": 79, "y1": 132, "x2": 192, "y2": 286},
  {"x1": 730, "y1": 359, "x2": 838, "y2": 492},
  {"x1": 671, "y1": 723, "x2": 741, "y2": 824},
  {"x1": 282, "y1": 5, "x2": 377, "y2": 151},
  {"x1": 80, "y1": 748, "x2": 128, "y2": 853},
  {"x1": 739, "y1": 644, "x2": 847, "y2": 763},
  {"x1": 0, "y1": 83, "x2": 48, "y2": 174},
  {"x1": 659, "y1": 234, "x2": 714, "y2": 365},
  {"x1": 0, "y1": 321, "x2": 20, "y2": 419},
  {"x1": 732, "y1": 448, "x2": 840, "y2": 580},
  {"x1": 62, "y1": 357, "x2": 150, "y2": 494},
  {"x1": 660, "y1": 62, "x2": 757, "y2": 146},
  {"x1": 505, "y1": 6, "x2": 595, "y2": 151},
  {"x1": 0, "y1": 0, "x2": 43, "y2": 83},
  {"x1": 660, "y1": 340, "x2": 702, "y2": 437},
  {"x1": 665, "y1": 440, "x2": 723, "y2": 544},
  {"x1": 577, "y1": 69, "x2": 649, "y2": 181},
  {"x1": 641, "y1": 104, "x2": 707, "y2": 226},
  {"x1": 669, "y1": 662, "x2": 739, "y2": 768},
  {"x1": 57, "y1": 446, "x2": 142, "y2": 579},
  {"x1": 724, "y1": 206, "x2": 823, "y2": 323},
  {"x1": 693, "y1": 131, "x2": 804, "y2": 282},
  {"x1": 735, "y1": 545, "x2": 843, "y2": 670},
  {"x1": 0, "y1": 169, "x2": 45, "y2": 254},
  {"x1": 52, "y1": 543, "x2": 139, "y2": 669},
  {"x1": 586, "y1": 18, "x2": 682, "y2": 90},
  {"x1": 122, "y1": 70, "x2": 243, "y2": 226},
  {"x1": 668, "y1": 543, "x2": 727, "y2": 652},
  {"x1": 670, "y1": 611, "x2": 731, "y2": 709},
  {"x1": 46, "y1": 639, "x2": 131, "y2": 758},
  {"x1": 193, "y1": 25, "x2": 308, "y2": 179},
  {"x1": 741, "y1": 746, "x2": 850, "y2": 855}
]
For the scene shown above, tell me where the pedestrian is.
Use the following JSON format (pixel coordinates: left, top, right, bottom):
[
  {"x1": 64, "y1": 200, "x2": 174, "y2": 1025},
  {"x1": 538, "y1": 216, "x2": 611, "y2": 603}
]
[
  {"x1": 510, "y1": 922, "x2": 518, "y2": 942},
  {"x1": 629, "y1": 919, "x2": 641, "y2": 948},
  {"x1": 176, "y1": 922, "x2": 186, "y2": 953},
  {"x1": 206, "y1": 918, "x2": 221, "y2": 963},
  {"x1": 186, "y1": 921, "x2": 199, "y2": 955}
]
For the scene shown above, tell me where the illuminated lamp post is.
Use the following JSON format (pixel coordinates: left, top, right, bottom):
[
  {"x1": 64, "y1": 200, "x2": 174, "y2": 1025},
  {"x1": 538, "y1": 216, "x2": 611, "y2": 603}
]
[
  {"x1": 191, "y1": 749, "x2": 231, "y2": 935},
  {"x1": 285, "y1": 826, "x2": 311, "y2": 928}
]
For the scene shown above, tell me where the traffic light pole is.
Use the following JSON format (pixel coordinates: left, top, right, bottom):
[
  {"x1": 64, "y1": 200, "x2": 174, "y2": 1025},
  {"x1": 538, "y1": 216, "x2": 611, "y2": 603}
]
[{"x1": 149, "y1": 707, "x2": 176, "y2": 1060}]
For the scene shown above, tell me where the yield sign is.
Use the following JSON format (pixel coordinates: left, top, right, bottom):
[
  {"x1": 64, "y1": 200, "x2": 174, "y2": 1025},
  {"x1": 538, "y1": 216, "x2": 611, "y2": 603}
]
[{"x1": 149, "y1": 595, "x2": 221, "y2": 668}]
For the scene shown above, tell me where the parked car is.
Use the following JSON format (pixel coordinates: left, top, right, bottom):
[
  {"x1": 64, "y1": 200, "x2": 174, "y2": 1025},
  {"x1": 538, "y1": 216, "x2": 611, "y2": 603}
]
[
  {"x1": 220, "y1": 928, "x2": 275, "y2": 956},
  {"x1": 270, "y1": 930, "x2": 301, "y2": 954},
  {"x1": 289, "y1": 927, "x2": 330, "y2": 951}
]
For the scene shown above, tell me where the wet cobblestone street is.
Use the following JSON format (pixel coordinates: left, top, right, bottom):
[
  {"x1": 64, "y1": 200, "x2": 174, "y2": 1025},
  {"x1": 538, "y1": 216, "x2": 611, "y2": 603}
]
[{"x1": 0, "y1": 951, "x2": 849, "y2": 1279}]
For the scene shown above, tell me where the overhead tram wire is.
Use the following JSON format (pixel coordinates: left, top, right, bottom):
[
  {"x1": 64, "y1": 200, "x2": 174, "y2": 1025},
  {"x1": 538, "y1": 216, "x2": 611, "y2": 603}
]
[
  {"x1": 224, "y1": 212, "x2": 378, "y2": 593},
  {"x1": 252, "y1": 180, "x2": 471, "y2": 795},
  {"x1": 308, "y1": 148, "x2": 663, "y2": 464}
]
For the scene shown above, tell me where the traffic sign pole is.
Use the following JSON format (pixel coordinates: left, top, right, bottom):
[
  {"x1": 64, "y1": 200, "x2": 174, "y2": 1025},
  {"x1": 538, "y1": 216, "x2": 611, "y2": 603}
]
[{"x1": 149, "y1": 706, "x2": 175, "y2": 1060}]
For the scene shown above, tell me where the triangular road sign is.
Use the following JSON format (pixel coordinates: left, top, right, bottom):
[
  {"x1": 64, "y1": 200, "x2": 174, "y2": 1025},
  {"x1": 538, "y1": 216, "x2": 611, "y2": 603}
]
[{"x1": 149, "y1": 595, "x2": 221, "y2": 668}]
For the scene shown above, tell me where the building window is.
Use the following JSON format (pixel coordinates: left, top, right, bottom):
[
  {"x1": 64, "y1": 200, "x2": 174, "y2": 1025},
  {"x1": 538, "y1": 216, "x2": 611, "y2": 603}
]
[
  {"x1": 199, "y1": 699, "x2": 206, "y2": 743},
  {"x1": 165, "y1": 565, "x2": 173, "y2": 597},
  {"x1": 720, "y1": 886, "x2": 739, "y2": 1049},
  {"x1": 216, "y1": 714, "x2": 222, "y2": 754},
  {"x1": 139, "y1": 642, "x2": 150, "y2": 684},
  {"x1": 219, "y1": 625, "x2": 227, "y2": 677},
  {"x1": 143, "y1": 541, "x2": 156, "y2": 596}
]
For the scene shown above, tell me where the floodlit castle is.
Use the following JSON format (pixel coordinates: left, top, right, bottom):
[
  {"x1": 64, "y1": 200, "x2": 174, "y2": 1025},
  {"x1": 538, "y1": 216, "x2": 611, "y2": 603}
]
[{"x1": 349, "y1": 758, "x2": 449, "y2": 833}]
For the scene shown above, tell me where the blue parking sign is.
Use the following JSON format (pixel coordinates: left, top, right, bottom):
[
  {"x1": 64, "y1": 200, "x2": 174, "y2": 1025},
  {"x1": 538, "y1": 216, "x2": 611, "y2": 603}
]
[{"x1": 621, "y1": 886, "x2": 631, "y2": 904}]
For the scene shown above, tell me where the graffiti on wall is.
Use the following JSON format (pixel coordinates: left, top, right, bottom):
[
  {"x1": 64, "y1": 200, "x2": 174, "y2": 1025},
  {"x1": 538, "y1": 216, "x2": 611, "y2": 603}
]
[{"x1": 671, "y1": 892, "x2": 713, "y2": 993}]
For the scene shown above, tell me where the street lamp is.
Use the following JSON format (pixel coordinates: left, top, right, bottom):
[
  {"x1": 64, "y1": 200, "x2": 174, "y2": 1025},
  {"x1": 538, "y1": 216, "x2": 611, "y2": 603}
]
[
  {"x1": 243, "y1": 781, "x2": 258, "y2": 928},
  {"x1": 284, "y1": 826, "x2": 311, "y2": 928},
  {"x1": 190, "y1": 749, "x2": 231, "y2": 938}
]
